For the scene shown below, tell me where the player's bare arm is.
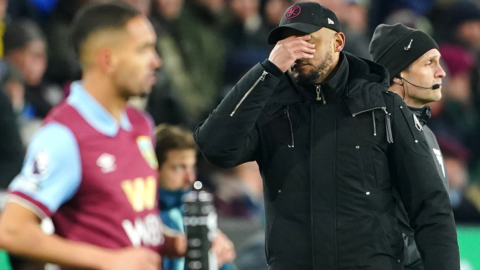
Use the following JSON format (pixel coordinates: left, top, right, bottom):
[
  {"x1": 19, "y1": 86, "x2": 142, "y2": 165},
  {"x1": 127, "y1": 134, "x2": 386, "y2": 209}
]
[{"x1": 0, "y1": 203, "x2": 160, "y2": 270}]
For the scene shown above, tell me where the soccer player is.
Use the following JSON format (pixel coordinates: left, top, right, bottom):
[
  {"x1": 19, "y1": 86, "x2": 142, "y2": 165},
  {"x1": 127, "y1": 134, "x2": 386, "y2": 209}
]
[{"x1": 0, "y1": 2, "x2": 184, "y2": 270}]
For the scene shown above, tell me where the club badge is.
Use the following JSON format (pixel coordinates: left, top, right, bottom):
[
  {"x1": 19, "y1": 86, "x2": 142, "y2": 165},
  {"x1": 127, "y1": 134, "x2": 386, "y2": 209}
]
[{"x1": 136, "y1": 136, "x2": 158, "y2": 170}]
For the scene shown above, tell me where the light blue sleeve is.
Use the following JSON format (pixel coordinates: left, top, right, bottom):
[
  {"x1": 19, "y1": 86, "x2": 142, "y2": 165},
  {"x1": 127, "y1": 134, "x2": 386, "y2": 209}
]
[{"x1": 8, "y1": 122, "x2": 82, "y2": 215}]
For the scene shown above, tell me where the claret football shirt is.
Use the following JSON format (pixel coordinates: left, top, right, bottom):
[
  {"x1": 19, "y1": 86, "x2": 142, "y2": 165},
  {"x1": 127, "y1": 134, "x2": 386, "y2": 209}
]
[{"x1": 8, "y1": 82, "x2": 163, "y2": 252}]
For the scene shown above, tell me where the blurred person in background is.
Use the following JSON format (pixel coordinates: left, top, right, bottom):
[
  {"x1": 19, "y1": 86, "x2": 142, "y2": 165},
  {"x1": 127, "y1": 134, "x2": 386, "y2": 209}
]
[
  {"x1": 263, "y1": 0, "x2": 291, "y2": 31},
  {"x1": 147, "y1": 0, "x2": 226, "y2": 128},
  {"x1": 369, "y1": 0, "x2": 435, "y2": 36},
  {"x1": 123, "y1": 0, "x2": 152, "y2": 15},
  {"x1": 154, "y1": 124, "x2": 236, "y2": 270},
  {"x1": 210, "y1": 162, "x2": 263, "y2": 219},
  {"x1": 441, "y1": 1, "x2": 480, "y2": 53},
  {"x1": 341, "y1": 0, "x2": 371, "y2": 59},
  {"x1": 3, "y1": 19, "x2": 63, "y2": 119},
  {"x1": 164, "y1": 0, "x2": 226, "y2": 125},
  {"x1": 223, "y1": 0, "x2": 271, "y2": 86},
  {"x1": 429, "y1": 44, "x2": 480, "y2": 178},
  {"x1": 0, "y1": 3, "x2": 186, "y2": 270},
  {"x1": 3, "y1": 18, "x2": 64, "y2": 144},
  {"x1": 436, "y1": 137, "x2": 480, "y2": 224},
  {"x1": 43, "y1": 0, "x2": 88, "y2": 86},
  {"x1": 370, "y1": 23, "x2": 449, "y2": 270},
  {"x1": 146, "y1": 0, "x2": 191, "y2": 127}
]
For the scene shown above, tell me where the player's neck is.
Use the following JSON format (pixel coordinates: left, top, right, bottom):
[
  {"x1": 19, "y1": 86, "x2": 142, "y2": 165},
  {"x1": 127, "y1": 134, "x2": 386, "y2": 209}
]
[{"x1": 82, "y1": 73, "x2": 127, "y2": 121}]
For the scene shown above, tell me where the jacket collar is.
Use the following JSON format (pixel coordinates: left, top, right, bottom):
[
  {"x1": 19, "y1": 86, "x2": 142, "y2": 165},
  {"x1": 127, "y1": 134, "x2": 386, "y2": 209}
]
[
  {"x1": 292, "y1": 52, "x2": 349, "y2": 104},
  {"x1": 408, "y1": 106, "x2": 431, "y2": 126},
  {"x1": 266, "y1": 52, "x2": 390, "y2": 116},
  {"x1": 343, "y1": 53, "x2": 389, "y2": 116}
]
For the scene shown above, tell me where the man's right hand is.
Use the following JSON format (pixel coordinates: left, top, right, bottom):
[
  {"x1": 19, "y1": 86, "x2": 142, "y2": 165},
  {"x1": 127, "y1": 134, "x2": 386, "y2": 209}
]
[
  {"x1": 268, "y1": 35, "x2": 316, "y2": 72},
  {"x1": 102, "y1": 247, "x2": 161, "y2": 270}
]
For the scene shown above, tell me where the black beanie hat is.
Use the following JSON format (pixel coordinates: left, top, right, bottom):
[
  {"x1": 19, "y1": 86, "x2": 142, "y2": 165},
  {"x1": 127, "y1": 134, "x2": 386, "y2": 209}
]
[{"x1": 369, "y1": 24, "x2": 439, "y2": 81}]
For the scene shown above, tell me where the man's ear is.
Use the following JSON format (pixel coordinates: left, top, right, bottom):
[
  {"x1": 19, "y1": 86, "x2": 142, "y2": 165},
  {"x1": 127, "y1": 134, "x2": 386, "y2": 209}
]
[
  {"x1": 97, "y1": 47, "x2": 116, "y2": 74},
  {"x1": 392, "y1": 77, "x2": 403, "y2": 85},
  {"x1": 333, "y1": 32, "x2": 345, "y2": 52}
]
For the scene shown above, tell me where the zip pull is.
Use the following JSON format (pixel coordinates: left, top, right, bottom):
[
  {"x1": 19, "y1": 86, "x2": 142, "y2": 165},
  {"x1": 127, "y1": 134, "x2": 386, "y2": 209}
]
[
  {"x1": 383, "y1": 107, "x2": 393, "y2": 144},
  {"x1": 316, "y1": 85, "x2": 322, "y2": 101},
  {"x1": 230, "y1": 71, "x2": 268, "y2": 116},
  {"x1": 372, "y1": 111, "x2": 376, "y2": 136},
  {"x1": 285, "y1": 106, "x2": 295, "y2": 148}
]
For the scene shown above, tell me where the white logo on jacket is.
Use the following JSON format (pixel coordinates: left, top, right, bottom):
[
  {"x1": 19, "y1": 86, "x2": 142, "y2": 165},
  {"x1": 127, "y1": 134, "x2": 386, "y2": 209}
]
[{"x1": 432, "y1": 148, "x2": 445, "y2": 177}]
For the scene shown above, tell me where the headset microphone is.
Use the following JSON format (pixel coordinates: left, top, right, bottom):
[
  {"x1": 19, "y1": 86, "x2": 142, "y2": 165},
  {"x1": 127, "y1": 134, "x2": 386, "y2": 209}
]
[{"x1": 401, "y1": 77, "x2": 440, "y2": 90}]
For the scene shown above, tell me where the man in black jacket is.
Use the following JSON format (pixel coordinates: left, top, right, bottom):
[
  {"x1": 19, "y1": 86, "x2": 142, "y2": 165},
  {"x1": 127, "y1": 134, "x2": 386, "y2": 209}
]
[
  {"x1": 370, "y1": 24, "x2": 450, "y2": 270},
  {"x1": 194, "y1": 2, "x2": 460, "y2": 269}
]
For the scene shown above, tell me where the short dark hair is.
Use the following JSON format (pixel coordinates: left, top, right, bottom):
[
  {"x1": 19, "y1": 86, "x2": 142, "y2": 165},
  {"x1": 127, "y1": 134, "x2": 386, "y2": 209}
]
[
  {"x1": 155, "y1": 124, "x2": 197, "y2": 167},
  {"x1": 70, "y1": 1, "x2": 141, "y2": 57},
  {"x1": 3, "y1": 19, "x2": 45, "y2": 55}
]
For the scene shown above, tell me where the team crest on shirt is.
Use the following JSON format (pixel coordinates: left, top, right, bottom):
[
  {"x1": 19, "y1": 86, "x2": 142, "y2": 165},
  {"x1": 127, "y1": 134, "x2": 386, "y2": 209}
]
[{"x1": 136, "y1": 136, "x2": 158, "y2": 169}]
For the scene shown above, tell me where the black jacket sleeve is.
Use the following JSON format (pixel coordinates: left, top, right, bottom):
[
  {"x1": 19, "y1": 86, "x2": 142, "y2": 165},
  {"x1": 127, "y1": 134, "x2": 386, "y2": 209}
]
[
  {"x1": 387, "y1": 94, "x2": 459, "y2": 270},
  {"x1": 194, "y1": 60, "x2": 282, "y2": 168}
]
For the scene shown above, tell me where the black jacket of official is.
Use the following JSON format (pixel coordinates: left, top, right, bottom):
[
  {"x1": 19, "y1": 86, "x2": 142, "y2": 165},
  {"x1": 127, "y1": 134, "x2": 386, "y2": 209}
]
[
  {"x1": 194, "y1": 52, "x2": 459, "y2": 270},
  {"x1": 396, "y1": 106, "x2": 450, "y2": 270}
]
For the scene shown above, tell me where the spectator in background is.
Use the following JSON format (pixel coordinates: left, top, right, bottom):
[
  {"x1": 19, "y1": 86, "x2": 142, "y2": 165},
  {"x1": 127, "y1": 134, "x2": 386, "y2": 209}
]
[
  {"x1": 429, "y1": 44, "x2": 479, "y2": 173},
  {"x1": 43, "y1": 0, "x2": 89, "y2": 86},
  {"x1": 164, "y1": 0, "x2": 225, "y2": 125},
  {"x1": 146, "y1": 0, "x2": 190, "y2": 127},
  {"x1": 263, "y1": 0, "x2": 291, "y2": 31},
  {"x1": 123, "y1": 0, "x2": 152, "y2": 15},
  {"x1": 210, "y1": 162, "x2": 263, "y2": 219},
  {"x1": 148, "y1": 0, "x2": 227, "y2": 127},
  {"x1": 223, "y1": 0, "x2": 271, "y2": 86},
  {"x1": 436, "y1": 137, "x2": 480, "y2": 224},
  {"x1": 155, "y1": 124, "x2": 236, "y2": 270},
  {"x1": 442, "y1": 1, "x2": 480, "y2": 52},
  {"x1": 3, "y1": 19, "x2": 63, "y2": 144},
  {"x1": 3, "y1": 19, "x2": 63, "y2": 120},
  {"x1": 341, "y1": 0, "x2": 371, "y2": 59}
]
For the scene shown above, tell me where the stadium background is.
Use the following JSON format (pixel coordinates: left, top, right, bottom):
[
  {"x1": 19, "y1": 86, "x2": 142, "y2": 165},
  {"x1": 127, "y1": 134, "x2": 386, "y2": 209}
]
[{"x1": 1, "y1": 0, "x2": 480, "y2": 269}]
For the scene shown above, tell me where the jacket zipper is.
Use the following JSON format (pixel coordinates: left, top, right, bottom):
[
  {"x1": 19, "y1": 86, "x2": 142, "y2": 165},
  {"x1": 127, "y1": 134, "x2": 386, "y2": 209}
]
[
  {"x1": 352, "y1": 107, "x2": 393, "y2": 143},
  {"x1": 230, "y1": 71, "x2": 268, "y2": 116},
  {"x1": 285, "y1": 106, "x2": 295, "y2": 148},
  {"x1": 316, "y1": 85, "x2": 326, "y2": 105}
]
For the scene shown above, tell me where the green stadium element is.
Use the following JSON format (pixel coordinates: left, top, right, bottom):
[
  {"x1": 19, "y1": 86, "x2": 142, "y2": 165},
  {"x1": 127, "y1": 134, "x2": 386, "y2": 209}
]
[
  {"x1": 0, "y1": 250, "x2": 11, "y2": 270},
  {"x1": 0, "y1": 227, "x2": 478, "y2": 269},
  {"x1": 458, "y1": 226, "x2": 480, "y2": 270}
]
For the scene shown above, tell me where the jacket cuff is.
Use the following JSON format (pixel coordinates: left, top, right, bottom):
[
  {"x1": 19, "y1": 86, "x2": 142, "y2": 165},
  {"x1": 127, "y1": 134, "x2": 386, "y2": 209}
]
[{"x1": 261, "y1": 60, "x2": 284, "y2": 78}]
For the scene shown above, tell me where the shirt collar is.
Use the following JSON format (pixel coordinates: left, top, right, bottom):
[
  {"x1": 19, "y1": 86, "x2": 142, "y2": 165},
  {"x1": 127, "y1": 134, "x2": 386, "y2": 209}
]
[{"x1": 67, "y1": 81, "x2": 132, "y2": 137}]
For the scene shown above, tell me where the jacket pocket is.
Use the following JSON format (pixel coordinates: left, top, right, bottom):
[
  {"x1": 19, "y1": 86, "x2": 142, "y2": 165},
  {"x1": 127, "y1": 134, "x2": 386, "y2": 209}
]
[
  {"x1": 356, "y1": 145, "x2": 377, "y2": 193},
  {"x1": 377, "y1": 209, "x2": 405, "y2": 261},
  {"x1": 264, "y1": 144, "x2": 295, "y2": 201}
]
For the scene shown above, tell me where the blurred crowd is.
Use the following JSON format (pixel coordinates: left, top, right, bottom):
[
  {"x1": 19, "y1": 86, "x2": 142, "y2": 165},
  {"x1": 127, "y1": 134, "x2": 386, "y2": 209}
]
[{"x1": 2, "y1": 0, "x2": 480, "y2": 268}]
